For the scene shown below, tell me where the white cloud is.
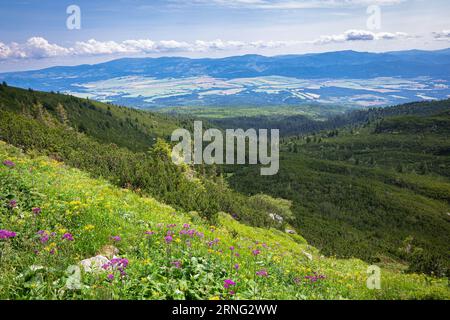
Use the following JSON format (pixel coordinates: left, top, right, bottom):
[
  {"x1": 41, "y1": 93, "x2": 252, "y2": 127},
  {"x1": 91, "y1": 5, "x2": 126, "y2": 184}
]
[
  {"x1": 433, "y1": 30, "x2": 450, "y2": 41},
  {"x1": 0, "y1": 32, "x2": 413, "y2": 60},
  {"x1": 311, "y1": 29, "x2": 411, "y2": 44},
  {"x1": 0, "y1": 37, "x2": 299, "y2": 60},
  {"x1": 0, "y1": 37, "x2": 70, "y2": 59}
]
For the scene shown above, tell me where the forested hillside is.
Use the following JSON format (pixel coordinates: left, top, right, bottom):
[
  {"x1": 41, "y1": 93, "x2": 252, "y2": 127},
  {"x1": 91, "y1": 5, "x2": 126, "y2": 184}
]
[
  {"x1": 225, "y1": 103, "x2": 450, "y2": 276},
  {"x1": 0, "y1": 84, "x2": 284, "y2": 228}
]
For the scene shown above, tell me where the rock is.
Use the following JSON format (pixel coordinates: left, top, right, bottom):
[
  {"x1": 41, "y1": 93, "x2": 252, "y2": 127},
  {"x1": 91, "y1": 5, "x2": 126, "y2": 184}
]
[
  {"x1": 29, "y1": 265, "x2": 45, "y2": 271},
  {"x1": 80, "y1": 255, "x2": 109, "y2": 273},
  {"x1": 98, "y1": 245, "x2": 119, "y2": 259},
  {"x1": 269, "y1": 213, "x2": 284, "y2": 224},
  {"x1": 302, "y1": 250, "x2": 313, "y2": 261},
  {"x1": 285, "y1": 229, "x2": 296, "y2": 234}
]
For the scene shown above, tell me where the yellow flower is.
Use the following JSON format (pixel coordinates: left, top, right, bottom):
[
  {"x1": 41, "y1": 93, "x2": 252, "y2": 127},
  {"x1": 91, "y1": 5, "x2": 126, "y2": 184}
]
[
  {"x1": 209, "y1": 296, "x2": 220, "y2": 300},
  {"x1": 84, "y1": 224, "x2": 95, "y2": 232}
]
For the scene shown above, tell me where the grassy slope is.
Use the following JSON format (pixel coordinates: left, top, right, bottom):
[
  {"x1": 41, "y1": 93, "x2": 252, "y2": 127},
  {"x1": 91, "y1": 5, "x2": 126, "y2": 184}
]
[{"x1": 0, "y1": 141, "x2": 448, "y2": 300}]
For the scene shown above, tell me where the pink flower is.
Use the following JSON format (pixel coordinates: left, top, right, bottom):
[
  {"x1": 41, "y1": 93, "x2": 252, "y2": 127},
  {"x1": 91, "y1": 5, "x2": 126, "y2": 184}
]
[
  {"x1": 256, "y1": 269, "x2": 268, "y2": 277},
  {"x1": 164, "y1": 235, "x2": 173, "y2": 244},
  {"x1": 224, "y1": 279, "x2": 236, "y2": 289},
  {"x1": 3, "y1": 160, "x2": 15, "y2": 168},
  {"x1": 0, "y1": 229, "x2": 16, "y2": 239},
  {"x1": 62, "y1": 233, "x2": 74, "y2": 241},
  {"x1": 171, "y1": 260, "x2": 182, "y2": 269},
  {"x1": 111, "y1": 235, "x2": 121, "y2": 242},
  {"x1": 252, "y1": 249, "x2": 261, "y2": 256},
  {"x1": 8, "y1": 200, "x2": 17, "y2": 208},
  {"x1": 32, "y1": 207, "x2": 42, "y2": 215}
]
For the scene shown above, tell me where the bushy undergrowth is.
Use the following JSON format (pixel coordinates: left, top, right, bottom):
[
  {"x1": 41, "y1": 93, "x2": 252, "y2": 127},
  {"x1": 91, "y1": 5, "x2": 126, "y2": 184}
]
[{"x1": 1, "y1": 141, "x2": 449, "y2": 300}]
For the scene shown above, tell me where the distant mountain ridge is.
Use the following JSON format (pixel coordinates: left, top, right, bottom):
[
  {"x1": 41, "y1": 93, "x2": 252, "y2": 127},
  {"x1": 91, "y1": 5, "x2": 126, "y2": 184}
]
[{"x1": 1, "y1": 48, "x2": 450, "y2": 108}]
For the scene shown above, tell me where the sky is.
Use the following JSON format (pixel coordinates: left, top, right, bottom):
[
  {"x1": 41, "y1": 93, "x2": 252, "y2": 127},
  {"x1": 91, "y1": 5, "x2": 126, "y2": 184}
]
[{"x1": 0, "y1": 0, "x2": 449, "y2": 72}]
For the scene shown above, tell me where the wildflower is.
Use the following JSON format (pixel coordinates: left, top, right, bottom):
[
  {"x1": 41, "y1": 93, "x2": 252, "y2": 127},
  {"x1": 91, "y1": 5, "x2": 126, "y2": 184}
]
[
  {"x1": 8, "y1": 200, "x2": 17, "y2": 208},
  {"x1": 111, "y1": 235, "x2": 121, "y2": 242},
  {"x1": 164, "y1": 235, "x2": 173, "y2": 244},
  {"x1": 145, "y1": 230, "x2": 155, "y2": 236},
  {"x1": 37, "y1": 230, "x2": 50, "y2": 243},
  {"x1": 183, "y1": 223, "x2": 190, "y2": 229},
  {"x1": 0, "y1": 229, "x2": 16, "y2": 239},
  {"x1": 256, "y1": 269, "x2": 268, "y2": 277},
  {"x1": 252, "y1": 249, "x2": 261, "y2": 256},
  {"x1": 229, "y1": 246, "x2": 235, "y2": 251},
  {"x1": 3, "y1": 160, "x2": 15, "y2": 168},
  {"x1": 196, "y1": 231, "x2": 204, "y2": 238},
  {"x1": 304, "y1": 272, "x2": 326, "y2": 283},
  {"x1": 62, "y1": 233, "x2": 74, "y2": 241},
  {"x1": 223, "y1": 279, "x2": 236, "y2": 289},
  {"x1": 83, "y1": 224, "x2": 95, "y2": 231},
  {"x1": 107, "y1": 274, "x2": 114, "y2": 281},
  {"x1": 234, "y1": 263, "x2": 240, "y2": 270},
  {"x1": 32, "y1": 207, "x2": 42, "y2": 215},
  {"x1": 171, "y1": 260, "x2": 182, "y2": 269}
]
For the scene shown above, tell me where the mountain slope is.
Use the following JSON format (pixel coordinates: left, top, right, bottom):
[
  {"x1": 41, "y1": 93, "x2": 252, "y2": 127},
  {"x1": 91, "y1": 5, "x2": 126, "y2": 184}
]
[
  {"x1": 225, "y1": 102, "x2": 450, "y2": 275},
  {"x1": 1, "y1": 141, "x2": 448, "y2": 299}
]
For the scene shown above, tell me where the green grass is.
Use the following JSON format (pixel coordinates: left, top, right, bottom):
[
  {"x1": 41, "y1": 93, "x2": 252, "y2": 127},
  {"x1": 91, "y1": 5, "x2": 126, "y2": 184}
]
[{"x1": 1, "y1": 141, "x2": 449, "y2": 300}]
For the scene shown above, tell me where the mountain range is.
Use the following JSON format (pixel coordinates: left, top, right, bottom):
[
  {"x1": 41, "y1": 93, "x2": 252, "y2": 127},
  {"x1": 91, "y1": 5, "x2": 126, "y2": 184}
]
[{"x1": 1, "y1": 49, "x2": 450, "y2": 109}]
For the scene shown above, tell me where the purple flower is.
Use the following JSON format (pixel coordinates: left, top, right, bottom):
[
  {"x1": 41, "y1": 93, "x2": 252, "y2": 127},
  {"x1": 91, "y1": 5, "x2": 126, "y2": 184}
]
[
  {"x1": 0, "y1": 229, "x2": 16, "y2": 239},
  {"x1": 229, "y1": 246, "x2": 235, "y2": 251},
  {"x1": 164, "y1": 235, "x2": 173, "y2": 244},
  {"x1": 32, "y1": 207, "x2": 42, "y2": 215},
  {"x1": 37, "y1": 230, "x2": 50, "y2": 243},
  {"x1": 224, "y1": 279, "x2": 236, "y2": 289},
  {"x1": 304, "y1": 273, "x2": 326, "y2": 283},
  {"x1": 8, "y1": 200, "x2": 17, "y2": 208},
  {"x1": 103, "y1": 258, "x2": 129, "y2": 277},
  {"x1": 234, "y1": 263, "x2": 240, "y2": 270},
  {"x1": 252, "y1": 249, "x2": 261, "y2": 256},
  {"x1": 183, "y1": 223, "x2": 190, "y2": 229},
  {"x1": 171, "y1": 260, "x2": 182, "y2": 269},
  {"x1": 3, "y1": 160, "x2": 15, "y2": 168},
  {"x1": 256, "y1": 269, "x2": 268, "y2": 277},
  {"x1": 62, "y1": 233, "x2": 74, "y2": 241},
  {"x1": 145, "y1": 230, "x2": 155, "y2": 236},
  {"x1": 111, "y1": 235, "x2": 121, "y2": 242},
  {"x1": 107, "y1": 273, "x2": 114, "y2": 281}
]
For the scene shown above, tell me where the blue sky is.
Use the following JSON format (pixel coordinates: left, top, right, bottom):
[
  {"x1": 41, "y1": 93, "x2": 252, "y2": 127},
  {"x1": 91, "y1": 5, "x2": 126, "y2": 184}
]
[{"x1": 0, "y1": 0, "x2": 450, "y2": 71}]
